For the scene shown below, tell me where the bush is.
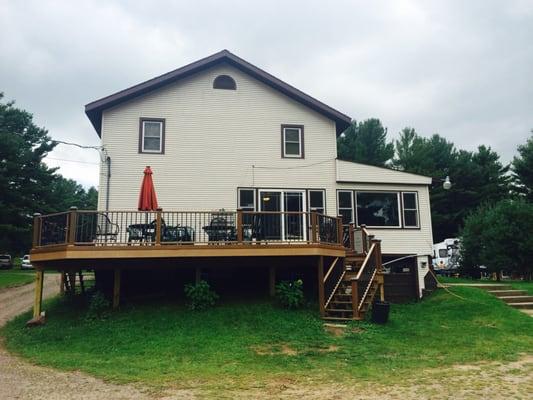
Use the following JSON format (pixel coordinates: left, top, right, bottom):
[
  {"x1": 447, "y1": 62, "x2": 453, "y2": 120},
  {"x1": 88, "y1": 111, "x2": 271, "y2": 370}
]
[
  {"x1": 184, "y1": 280, "x2": 219, "y2": 310},
  {"x1": 460, "y1": 199, "x2": 533, "y2": 279},
  {"x1": 275, "y1": 279, "x2": 305, "y2": 309},
  {"x1": 86, "y1": 290, "x2": 110, "y2": 320}
]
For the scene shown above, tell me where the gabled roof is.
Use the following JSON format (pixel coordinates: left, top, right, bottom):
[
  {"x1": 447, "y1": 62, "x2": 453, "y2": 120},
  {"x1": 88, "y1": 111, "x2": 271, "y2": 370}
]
[{"x1": 85, "y1": 50, "x2": 352, "y2": 137}]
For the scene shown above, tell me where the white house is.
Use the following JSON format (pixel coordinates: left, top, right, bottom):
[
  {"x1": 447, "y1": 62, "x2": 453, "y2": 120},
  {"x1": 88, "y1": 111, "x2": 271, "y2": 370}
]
[{"x1": 27, "y1": 50, "x2": 437, "y2": 323}]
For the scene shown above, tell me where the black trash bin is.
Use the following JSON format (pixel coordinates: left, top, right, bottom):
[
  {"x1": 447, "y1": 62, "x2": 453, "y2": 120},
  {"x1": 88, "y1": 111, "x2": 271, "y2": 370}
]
[{"x1": 371, "y1": 301, "x2": 390, "y2": 324}]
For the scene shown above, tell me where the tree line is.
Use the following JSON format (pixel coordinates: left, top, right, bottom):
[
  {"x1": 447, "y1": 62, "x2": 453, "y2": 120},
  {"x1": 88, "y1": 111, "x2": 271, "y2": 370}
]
[
  {"x1": 338, "y1": 119, "x2": 532, "y2": 278},
  {"x1": 0, "y1": 94, "x2": 97, "y2": 254}
]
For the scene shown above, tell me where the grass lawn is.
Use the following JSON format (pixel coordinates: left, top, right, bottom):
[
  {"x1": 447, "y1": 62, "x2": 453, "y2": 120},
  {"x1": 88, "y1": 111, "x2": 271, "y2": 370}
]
[
  {"x1": 438, "y1": 276, "x2": 533, "y2": 295},
  {"x1": 0, "y1": 269, "x2": 35, "y2": 289},
  {"x1": 2, "y1": 287, "x2": 533, "y2": 390}
]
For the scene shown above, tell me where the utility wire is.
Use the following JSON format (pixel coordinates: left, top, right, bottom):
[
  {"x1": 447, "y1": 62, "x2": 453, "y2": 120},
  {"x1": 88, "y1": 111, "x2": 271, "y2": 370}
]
[
  {"x1": 46, "y1": 157, "x2": 100, "y2": 165},
  {"x1": 252, "y1": 158, "x2": 335, "y2": 170}
]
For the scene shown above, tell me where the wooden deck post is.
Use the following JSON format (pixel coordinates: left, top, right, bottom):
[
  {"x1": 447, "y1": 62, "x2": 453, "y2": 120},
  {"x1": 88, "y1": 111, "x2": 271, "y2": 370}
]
[
  {"x1": 155, "y1": 208, "x2": 162, "y2": 245},
  {"x1": 269, "y1": 266, "x2": 276, "y2": 297},
  {"x1": 59, "y1": 271, "x2": 65, "y2": 295},
  {"x1": 361, "y1": 225, "x2": 368, "y2": 254},
  {"x1": 67, "y1": 206, "x2": 78, "y2": 245},
  {"x1": 336, "y1": 216, "x2": 343, "y2": 246},
  {"x1": 113, "y1": 269, "x2": 121, "y2": 309},
  {"x1": 311, "y1": 212, "x2": 318, "y2": 243},
  {"x1": 32, "y1": 213, "x2": 41, "y2": 248},
  {"x1": 236, "y1": 209, "x2": 243, "y2": 243},
  {"x1": 348, "y1": 223, "x2": 355, "y2": 251},
  {"x1": 195, "y1": 267, "x2": 201, "y2": 284},
  {"x1": 351, "y1": 280, "x2": 359, "y2": 319},
  {"x1": 33, "y1": 269, "x2": 44, "y2": 318},
  {"x1": 317, "y1": 256, "x2": 325, "y2": 317}
]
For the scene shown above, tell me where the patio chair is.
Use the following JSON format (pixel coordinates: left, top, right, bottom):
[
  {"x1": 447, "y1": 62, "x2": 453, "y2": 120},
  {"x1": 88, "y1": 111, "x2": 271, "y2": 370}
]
[
  {"x1": 95, "y1": 213, "x2": 119, "y2": 243},
  {"x1": 203, "y1": 216, "x2": 236, "y2": 242}
]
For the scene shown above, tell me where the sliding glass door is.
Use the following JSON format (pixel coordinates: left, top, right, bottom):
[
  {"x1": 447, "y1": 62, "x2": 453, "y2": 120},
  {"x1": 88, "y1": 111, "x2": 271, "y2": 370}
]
[{"x1": 259, "y1": 190, "x2": 306, "y2": 241}]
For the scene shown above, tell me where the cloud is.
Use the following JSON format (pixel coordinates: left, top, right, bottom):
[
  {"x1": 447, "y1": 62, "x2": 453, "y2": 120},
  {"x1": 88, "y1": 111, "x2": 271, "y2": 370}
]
[{"x1": 1, "y1": 0, "x2": 531, "y2": 188}]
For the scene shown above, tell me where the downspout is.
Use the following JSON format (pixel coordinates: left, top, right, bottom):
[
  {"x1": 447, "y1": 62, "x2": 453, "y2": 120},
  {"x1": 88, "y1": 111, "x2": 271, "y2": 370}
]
[{"x1": 105, "y1": 156, "x2": 111, "y2": 211}]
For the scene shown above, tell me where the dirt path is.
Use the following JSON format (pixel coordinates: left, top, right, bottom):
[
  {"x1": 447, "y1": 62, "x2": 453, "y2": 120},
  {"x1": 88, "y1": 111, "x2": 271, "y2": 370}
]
[
  {"x1": 0, "y1": 278, "x2": 531, "y2": 399},
  {"x1": 0, "y1": 275, "x2": 167, "y2": 400}
]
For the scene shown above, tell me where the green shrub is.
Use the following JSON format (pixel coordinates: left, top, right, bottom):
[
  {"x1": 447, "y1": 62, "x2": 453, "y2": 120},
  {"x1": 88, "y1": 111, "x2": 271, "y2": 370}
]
[
  {"x1": 460, "y1": 199, "x2": 533, "y2": 279},
  {"x1": 275, "y1": 279, "x2": 305, "y2": 309},
  {"x1": 184, "y1": 280, "x2": 219, "y2": 310},
  {"x1": 86, "y1": 291, "x2": 110, "y2": 320}
]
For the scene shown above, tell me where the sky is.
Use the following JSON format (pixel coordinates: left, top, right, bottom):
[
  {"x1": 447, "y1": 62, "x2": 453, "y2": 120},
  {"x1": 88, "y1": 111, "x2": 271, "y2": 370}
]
[{"x1": 1, "y1": 0, "x2": 532, "y2": 188}]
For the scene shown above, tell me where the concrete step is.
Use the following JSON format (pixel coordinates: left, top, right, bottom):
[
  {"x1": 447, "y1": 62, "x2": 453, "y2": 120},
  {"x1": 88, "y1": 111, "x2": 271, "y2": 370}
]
[
  {"x1": 520, "y1": 309, "x2": 533, "y2": 317},
  {"x1": 499, "y1": 296, "x2": 533, "y2": 304},
  {"x1": 508, "y1": 302, "x2": 533, "y2": 309},
  {"x1": 488, "y1": 290, "x2": 528, "y2": 297}
]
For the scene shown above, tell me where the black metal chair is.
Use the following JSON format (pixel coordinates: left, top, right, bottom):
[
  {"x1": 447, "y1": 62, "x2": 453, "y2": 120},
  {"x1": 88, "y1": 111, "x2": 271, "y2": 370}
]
[{"x1": 95, "y1": 213, "x2": 119, "y2": 243}]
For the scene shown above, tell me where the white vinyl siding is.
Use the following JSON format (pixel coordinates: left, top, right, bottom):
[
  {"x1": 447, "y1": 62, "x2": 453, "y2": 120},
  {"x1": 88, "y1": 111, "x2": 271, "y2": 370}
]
[{"x1": 98, "y1": 63, "x2": 338, "y2": 216}]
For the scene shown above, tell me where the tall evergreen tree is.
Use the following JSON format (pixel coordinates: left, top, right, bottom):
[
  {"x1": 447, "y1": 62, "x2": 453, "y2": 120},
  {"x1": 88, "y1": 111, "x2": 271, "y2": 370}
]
[
  {"x1": 337, "y1": 119, "x2": 394, "y2": 166},
  {"x1": 393, "y1": 128, "x2": 510, "y2": 241},
  {"x1": 512, "y1": 132, "x2": 533, "y2": 201},
  {"x1": 0, "y1": 93, "x2": 97, "y2": 253}
]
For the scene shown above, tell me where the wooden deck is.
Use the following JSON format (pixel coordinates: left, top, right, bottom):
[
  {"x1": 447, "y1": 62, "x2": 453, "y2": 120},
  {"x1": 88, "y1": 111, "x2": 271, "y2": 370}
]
[{"x1": 27, "y1": 209, "x2": 383, "y2": 324}]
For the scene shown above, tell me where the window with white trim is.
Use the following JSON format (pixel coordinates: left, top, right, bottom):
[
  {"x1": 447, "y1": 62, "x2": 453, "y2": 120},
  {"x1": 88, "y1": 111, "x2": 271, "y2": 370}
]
[
  {"x1": 337, "y1": 191, "x2": 354, "y2": 225},
  {"x1": 308, "y1": 190, "x2": 325, "y2": 214},
  {"x1": 356, "y1": 192, "x2": 401, "y2": 227},
  {"x1": 282, "y1": 125, "x2": 303, "y2": 158},
  {"x1": 238, "y1": 188, "x2": 255, "y2": 211},
  {"x1": 140, "y1": 119, "x2": 164, "y2": 153},
  {"x1": 402, "y1": 192, "x2": 419, "y2": 228}
]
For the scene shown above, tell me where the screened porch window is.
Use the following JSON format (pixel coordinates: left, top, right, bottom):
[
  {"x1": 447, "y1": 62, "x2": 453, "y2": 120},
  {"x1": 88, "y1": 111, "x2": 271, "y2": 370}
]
[{"x1": 337, "y1": 191, "x2": 354, "y2": 224}]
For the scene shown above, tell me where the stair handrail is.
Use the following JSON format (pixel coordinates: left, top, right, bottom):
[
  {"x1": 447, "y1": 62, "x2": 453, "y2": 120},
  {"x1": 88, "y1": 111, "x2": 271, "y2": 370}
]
[
  {"x1": 323, "y1": 257, "x2": 345, "y2": 310},
  {"x1": 351, "y1": 239, "x2": 382, "y2": 317}
]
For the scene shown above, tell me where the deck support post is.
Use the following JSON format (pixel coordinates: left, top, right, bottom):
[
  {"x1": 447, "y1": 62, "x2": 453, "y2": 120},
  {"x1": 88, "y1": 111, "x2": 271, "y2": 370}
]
[
  {"x1": 113, "y1": 269, "x2": 121, "y2": 309},
  {"x1": 269, "y1": 266, "x2": 276, "y2": 297},
  {"x1": 33, "y1": 269, "x2": 44, "y2": 318},
  {"x1": 236, "y1": 209, "x2": 243, "y2": 243},
  {"x1": 317, "y1": 256, "x2": 325, "y2": 317},
  {"x1": 351, "y1": 280, "x2": 360, "y2": 319},
  {"x1": 195, "y1": 267, "x2": 201, "y2": 284},
  {"x1": 155, "y1": 208, "x2": 162, "y2": 245},
  {"x1": 336, "y1": 216, "x2": 343, "y2": 246},
  {"x1": 60, "y1": 271, "x2": 65, "y2": 295}
]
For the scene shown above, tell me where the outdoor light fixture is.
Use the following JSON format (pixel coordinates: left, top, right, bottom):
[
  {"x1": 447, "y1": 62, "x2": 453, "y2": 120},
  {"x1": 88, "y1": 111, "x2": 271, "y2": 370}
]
[{"x1": 443, "y1": 176, "x2": 452, "y2": 190}]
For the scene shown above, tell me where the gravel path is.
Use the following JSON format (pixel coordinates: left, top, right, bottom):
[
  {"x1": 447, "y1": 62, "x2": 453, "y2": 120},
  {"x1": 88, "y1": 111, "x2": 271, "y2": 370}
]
[{"x1": 0, "y1": 278, "x2": 530, "y2": 399}]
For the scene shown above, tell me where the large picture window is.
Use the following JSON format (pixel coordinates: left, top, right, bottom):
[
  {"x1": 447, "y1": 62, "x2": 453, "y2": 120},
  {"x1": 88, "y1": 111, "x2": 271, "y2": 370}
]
[{"x1": 356, "y1": 192, "x2": 400, "y2": 227}]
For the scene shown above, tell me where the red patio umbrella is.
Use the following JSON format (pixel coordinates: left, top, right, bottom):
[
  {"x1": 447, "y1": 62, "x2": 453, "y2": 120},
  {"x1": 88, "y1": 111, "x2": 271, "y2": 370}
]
[{"x1": 138, "y1": 166, "x2": 159, "y2": 211}]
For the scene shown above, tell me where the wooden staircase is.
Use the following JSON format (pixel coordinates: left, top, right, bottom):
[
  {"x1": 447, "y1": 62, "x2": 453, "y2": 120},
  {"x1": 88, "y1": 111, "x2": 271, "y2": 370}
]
[{"x1": 320, "y1": 225, "x2": 385, "y2": 322}]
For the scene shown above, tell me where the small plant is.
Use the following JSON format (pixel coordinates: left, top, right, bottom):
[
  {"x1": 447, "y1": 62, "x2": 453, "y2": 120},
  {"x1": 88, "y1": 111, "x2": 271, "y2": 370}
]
[
  {"x1": 184, "y1": 280, "x2": 219, "y2": 310},
  {"x1": 86, "y1": 290, "x2": 111, "y2": 320},
  {"x1": 275, "y1": 279, "x2": 305, "y2": 309}
]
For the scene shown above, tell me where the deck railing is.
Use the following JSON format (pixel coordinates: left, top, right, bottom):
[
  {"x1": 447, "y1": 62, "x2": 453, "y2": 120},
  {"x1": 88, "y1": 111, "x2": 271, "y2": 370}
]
[
  {"x1": 344, "y1": 223, "x2": 373, "y2": 254},
  {"x1": 32, "y1": 208, "x2": 344, "y2": 249}
]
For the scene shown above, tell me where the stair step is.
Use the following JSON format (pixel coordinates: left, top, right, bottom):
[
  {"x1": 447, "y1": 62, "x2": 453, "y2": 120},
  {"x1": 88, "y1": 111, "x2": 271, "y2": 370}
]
[
  {"x1": 326, "y1": 308, "x2": 353, "y2": 313},
  {"x1": 322, "y1": 316, "x2": 357, "y2": 322},
  {"x1": 499, "y1": 296, "x2": 533, "y2": 303},
  {"x1": 488, "y1": 290, "x2": 528, "y2": 297},
  {"x1": 330, "y1": 300, "x2": 352, "y2": 304}
]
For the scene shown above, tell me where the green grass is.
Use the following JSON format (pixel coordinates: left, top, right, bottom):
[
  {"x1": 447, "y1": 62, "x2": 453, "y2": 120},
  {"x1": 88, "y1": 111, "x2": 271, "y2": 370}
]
[
  {"x1": 0, "y1": 269, "x2": 35, "y2": 288},
  {"x1": 438, "y1": 276, "x2": 533, "y2": 295},
  {"x1": 2, "y1": 287, "x2": 533, "y2": 390}
]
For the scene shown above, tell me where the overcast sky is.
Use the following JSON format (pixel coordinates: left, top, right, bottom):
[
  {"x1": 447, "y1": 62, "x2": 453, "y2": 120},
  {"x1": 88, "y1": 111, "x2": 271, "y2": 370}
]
[{"x1": 1, "y1": 0, "x2": 532, "y2": 188}]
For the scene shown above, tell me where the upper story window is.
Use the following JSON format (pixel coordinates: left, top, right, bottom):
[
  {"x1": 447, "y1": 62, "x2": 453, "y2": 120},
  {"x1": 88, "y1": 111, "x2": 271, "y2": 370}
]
[
  {"x1": 213, "y1": 75, "x2": 236, "y2": 90},
  {"x1": 281, "y1": 124, "x2": 304, "y2": 158},
  {"x1": 139, "y1": 118, "x2": 165, "y2": 154}
]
